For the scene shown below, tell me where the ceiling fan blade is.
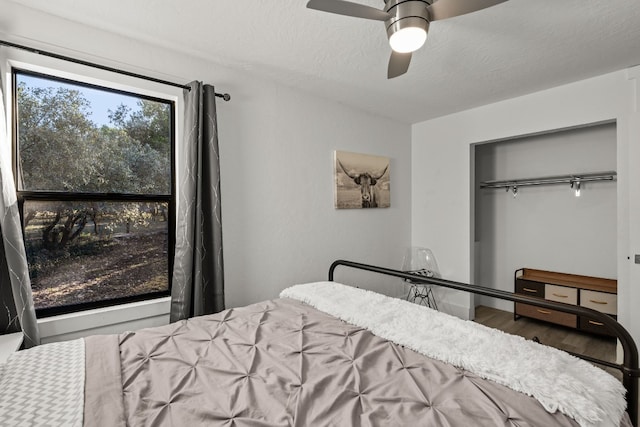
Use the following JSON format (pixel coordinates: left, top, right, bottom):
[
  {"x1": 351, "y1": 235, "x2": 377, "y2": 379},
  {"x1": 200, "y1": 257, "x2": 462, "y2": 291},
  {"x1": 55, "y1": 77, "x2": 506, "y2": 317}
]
[
  {"x1": 428, "y1": 0, "x2": 507, "y2": 21},
  {"x1": 307, "y1": 0, "x2": 391, "y2": 21},
  {"x1": 388, "y1": 51, "x2": 412, "y2": 79}
]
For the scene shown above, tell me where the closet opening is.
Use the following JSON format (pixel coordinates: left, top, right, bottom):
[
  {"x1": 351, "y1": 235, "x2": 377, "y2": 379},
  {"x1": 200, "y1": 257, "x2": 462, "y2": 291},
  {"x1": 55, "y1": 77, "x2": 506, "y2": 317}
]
[{"x1": 471, "y1": 121, "x2": 618, "y2": 373}]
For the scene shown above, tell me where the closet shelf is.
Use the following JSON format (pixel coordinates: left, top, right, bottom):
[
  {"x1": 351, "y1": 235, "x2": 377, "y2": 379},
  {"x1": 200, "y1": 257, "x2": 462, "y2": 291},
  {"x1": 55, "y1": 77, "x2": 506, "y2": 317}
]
[{"x1": 479, "y1": 171, "x2": 617, "y2": 190}]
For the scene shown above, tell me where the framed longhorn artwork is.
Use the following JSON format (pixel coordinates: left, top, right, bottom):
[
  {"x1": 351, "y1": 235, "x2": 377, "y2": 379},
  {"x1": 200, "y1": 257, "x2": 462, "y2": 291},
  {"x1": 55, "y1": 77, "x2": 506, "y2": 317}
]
[{"x1": 334, "y1": 150, "x2": 390, "y2": 209}]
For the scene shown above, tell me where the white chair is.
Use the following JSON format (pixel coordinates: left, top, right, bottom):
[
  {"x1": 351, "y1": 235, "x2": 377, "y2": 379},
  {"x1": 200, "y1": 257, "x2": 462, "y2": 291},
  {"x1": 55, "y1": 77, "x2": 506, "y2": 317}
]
[{"x1": 401, "y1": 247, "x2": 440, "y2": 310}]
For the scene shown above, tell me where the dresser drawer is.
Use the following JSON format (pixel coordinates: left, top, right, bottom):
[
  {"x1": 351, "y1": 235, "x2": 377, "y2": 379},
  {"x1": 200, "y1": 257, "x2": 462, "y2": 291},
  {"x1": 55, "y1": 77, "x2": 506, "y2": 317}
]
[
  {"x1": 580, "y1": 290, "x2": 617, "y2": 315},
  {"x1": 515, "y1": 279, "x2": 544, "y2": 298},
  {"x1": 515, "y1": 302, "x2": 577, "y2": 328},
  {"x1": 545, "y1": 284, "x2": 577, "y2": 305},
  {"x1": 579, "y1": 315, "x2": 617, "y2": 337}
]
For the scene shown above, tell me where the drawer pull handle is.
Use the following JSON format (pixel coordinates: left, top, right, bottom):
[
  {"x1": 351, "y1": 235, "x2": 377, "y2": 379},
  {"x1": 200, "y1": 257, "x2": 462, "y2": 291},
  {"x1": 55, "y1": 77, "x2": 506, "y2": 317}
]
[
  {"x1": 589, "y1": 299, "x2": 608, "y2": 305},
  {"x1": 523, "y1": 288, "x2": 538, "y2": 293},
  {"x1": 552, "y1": 293, "x2": 568, "y2": 298},
  {"x1": 536, "y1": 309, "x2": 551, "y2": 315},
  {"x1": 588, "y1": 320, "x2": 604, "y2": 326}
]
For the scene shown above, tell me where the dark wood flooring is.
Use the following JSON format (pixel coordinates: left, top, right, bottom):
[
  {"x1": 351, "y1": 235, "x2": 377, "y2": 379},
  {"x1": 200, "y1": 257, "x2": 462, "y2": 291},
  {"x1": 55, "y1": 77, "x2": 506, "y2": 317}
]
[{"x1": 473, "y1": 305, "x2": 619, "y2": 378}]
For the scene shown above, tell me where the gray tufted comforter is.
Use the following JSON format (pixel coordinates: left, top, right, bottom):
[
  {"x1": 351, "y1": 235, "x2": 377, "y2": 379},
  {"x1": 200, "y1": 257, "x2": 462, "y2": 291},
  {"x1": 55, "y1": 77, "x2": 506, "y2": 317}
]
[{"x1": 82, "y1": 297, "x2": 633, "y2": 426}]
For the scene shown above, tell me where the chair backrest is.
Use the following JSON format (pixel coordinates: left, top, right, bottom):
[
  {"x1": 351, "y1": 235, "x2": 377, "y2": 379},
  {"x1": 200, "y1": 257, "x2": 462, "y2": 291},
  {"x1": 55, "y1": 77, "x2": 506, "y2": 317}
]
[{"x1": 401, "y1": 247, "x2": 441, "y2": 278}]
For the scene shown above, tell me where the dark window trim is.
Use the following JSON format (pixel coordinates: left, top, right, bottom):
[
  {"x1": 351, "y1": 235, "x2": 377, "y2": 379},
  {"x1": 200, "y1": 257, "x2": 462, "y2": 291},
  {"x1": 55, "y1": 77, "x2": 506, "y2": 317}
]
[
  {"x1": 18, "y1": 192, "x2": 172, "y2": 202},
  {"x1": 12, "y1": 67, "x2": 176, "y2": 318},
  {"x1": 14, "y1": 68, "x2": 173, "y2": 111}
]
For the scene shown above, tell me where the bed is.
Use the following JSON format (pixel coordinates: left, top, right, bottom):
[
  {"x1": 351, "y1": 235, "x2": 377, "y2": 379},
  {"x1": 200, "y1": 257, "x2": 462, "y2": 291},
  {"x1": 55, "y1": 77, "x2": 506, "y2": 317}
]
[{"x1": 0, "y1": 260, "x2": 638, "y2": 426}]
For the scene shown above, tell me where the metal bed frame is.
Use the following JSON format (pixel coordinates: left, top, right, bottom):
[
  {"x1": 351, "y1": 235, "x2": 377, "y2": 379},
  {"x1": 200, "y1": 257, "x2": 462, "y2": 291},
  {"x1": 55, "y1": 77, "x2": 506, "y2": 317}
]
[{"x1": 328, "y1": 259, "x2": 640, "y2": 426}]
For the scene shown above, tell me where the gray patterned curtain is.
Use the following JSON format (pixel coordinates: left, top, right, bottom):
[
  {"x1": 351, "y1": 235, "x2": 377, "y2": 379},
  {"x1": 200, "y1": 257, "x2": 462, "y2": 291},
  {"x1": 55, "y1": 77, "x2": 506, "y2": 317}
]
[
  {"x1": 170, "y1": 82, "x2": 225, "y2": 321},
  {"x1": 0, "y1": 74, "x2": 40, "y2": 347}
]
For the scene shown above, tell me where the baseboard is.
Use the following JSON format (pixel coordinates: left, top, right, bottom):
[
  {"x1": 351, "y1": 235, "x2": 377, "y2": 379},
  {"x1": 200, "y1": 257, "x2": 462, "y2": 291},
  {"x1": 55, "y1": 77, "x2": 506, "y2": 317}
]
[{"x1": 438, "y1": 300, "x2": 474, "y2": 320}]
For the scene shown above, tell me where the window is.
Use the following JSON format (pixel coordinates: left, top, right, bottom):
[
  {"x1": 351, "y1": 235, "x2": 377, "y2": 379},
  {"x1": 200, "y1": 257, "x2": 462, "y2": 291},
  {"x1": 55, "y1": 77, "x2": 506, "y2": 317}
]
[{"x1": 12, "y1": 69, "x2": 175, "y2": 317}]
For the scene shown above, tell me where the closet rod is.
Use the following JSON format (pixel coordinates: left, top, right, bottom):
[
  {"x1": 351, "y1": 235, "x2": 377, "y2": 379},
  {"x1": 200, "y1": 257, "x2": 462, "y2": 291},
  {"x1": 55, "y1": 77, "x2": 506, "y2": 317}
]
[
  {"x1": 480, "y1": 171, "x2": 616, "y2": 189},
  {"x1": 0, "y1": 39, "x2": 231, "y2": 101}
]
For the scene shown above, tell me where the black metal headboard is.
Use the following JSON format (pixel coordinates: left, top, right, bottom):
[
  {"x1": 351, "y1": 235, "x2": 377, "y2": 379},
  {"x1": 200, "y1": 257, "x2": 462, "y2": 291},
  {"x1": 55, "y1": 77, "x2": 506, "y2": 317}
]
[{"x1": 328, "y1": 259, "x2": 640, "y2": 426}]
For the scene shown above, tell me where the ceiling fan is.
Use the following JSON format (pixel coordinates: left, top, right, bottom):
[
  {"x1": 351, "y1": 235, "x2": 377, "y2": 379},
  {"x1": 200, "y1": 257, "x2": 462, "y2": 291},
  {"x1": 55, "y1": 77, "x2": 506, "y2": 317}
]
[{"x1": 306, "y1": 0, "x2": 508, "y2": 78}]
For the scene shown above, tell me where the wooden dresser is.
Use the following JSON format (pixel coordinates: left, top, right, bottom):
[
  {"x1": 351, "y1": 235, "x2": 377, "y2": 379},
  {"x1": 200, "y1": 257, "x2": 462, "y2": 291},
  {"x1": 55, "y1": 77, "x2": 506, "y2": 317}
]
[{"x1": 514, "y1": 268, "x2": 617, "y2": 336}]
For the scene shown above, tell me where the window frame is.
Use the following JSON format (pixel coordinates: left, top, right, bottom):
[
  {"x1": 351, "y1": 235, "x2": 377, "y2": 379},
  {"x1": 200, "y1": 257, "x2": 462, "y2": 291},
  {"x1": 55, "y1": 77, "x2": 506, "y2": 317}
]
[{"x1": 11, "y1": 67, "x2": 176, "y2": 318}]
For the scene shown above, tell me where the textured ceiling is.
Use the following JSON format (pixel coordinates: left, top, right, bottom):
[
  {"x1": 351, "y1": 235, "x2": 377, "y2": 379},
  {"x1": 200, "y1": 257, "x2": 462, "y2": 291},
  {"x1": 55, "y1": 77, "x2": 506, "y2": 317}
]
[{"x1": 6, "y1": 0, "x2": 640, "y2": 124}]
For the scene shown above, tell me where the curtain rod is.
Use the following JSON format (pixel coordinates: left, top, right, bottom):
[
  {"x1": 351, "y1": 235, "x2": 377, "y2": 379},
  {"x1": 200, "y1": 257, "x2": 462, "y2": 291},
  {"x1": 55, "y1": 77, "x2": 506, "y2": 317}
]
[
  {"x1": 0, "y1": 39, "x2": 231, "y2": 101},
  {"x1": 479, "y1": 171, "x2": 617, "y2": 189}
]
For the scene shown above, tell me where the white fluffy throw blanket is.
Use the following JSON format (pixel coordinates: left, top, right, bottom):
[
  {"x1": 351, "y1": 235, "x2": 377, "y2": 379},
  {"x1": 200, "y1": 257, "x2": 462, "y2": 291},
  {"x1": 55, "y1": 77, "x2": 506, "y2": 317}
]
[{"x1": 281, "y1": 282, "x2": 627, "y2": 427}]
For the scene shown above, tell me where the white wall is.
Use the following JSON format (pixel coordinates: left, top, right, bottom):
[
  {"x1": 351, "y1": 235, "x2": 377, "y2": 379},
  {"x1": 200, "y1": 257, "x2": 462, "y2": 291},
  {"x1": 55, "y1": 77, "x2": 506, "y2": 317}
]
[
  {"x1": 412, "y1": 68, "x2": 640, "y2": 351},
  {"x1": 0, "y1": 2, "x2": 412, "y2": 341},
  {"x1": 221, "y1": 82, "x2": 412, "y2": 306},
  {"x1": 474, "y1": 123, "x2": 617, "y2": 312}
]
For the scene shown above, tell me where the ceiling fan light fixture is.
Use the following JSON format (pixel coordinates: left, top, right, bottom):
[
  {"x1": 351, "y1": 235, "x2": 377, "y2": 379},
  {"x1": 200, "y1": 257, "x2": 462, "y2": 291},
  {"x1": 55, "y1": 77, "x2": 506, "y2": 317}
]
[
  {"x1": 389, "y1": 25, "x2": 427, "y2": 53},
  {"x1": 384, "y1": 0, "x2": 430, "y2": 54},
  {"x1": 305, "y1": 0, "x2": 508, "y2": 78}
]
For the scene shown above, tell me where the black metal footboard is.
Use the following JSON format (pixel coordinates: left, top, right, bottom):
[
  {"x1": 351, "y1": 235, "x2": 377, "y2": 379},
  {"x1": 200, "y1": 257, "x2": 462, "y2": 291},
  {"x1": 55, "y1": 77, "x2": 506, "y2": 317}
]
[{"x1": 328, "y1": 259, "x2": 640, "y2": 426}]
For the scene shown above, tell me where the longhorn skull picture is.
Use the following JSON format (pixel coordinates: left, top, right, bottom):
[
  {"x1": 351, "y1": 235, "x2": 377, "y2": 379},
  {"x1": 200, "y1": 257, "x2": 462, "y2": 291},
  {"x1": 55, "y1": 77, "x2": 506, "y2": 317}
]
[{"x1": 334, "y1": 150, "x2": 390, "y2": 209}]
